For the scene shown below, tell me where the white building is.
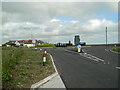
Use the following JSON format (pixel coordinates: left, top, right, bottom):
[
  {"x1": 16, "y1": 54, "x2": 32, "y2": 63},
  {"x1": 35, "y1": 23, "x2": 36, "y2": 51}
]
[
  {"x1": 7, "y1": 45, "x2": 11, "y2": 47},
  {"x1": 23, "y1": 42, "x2": 35, "y2": 48},
  {"x1": 15, "y1": 41, "x2": 20, "y2": 46}
]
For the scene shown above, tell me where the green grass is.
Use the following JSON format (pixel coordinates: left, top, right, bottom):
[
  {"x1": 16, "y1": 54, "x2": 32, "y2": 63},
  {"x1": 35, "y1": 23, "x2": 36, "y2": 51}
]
[
  {"x1": 112, "y1": 48, "x2": 120, "y2": 53},
  {"x1": 0, "y1": 46, "x2": 2, "y2": 88},
  {"x1": 2, "y1": 47, "x2": 55, "y2": 88},
  {"x1": 37, "y1": 44, "x2": 55, "y2": 47},
  {"x1": 2, "y1": 47, "x2": 24, "y2": 86}
]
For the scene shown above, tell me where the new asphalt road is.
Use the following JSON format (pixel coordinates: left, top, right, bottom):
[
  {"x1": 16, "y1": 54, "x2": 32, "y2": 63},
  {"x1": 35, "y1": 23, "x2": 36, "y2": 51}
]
[{"x1": 43, "y1": 46, "x2": 119, "y2": 88}]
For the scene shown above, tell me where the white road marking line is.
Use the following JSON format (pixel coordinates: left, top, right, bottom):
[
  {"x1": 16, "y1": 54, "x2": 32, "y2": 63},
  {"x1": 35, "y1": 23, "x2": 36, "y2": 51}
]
[
  {"x1": 80, "y1": 53, "x2": 104, "y2": 62},
  {"x1": 65, "y1": 49, "x2": 104, "y2": 62},
  {"x1": 105, "y1": 49, "x2": 109, "y2": 52},
  {"x1": 80, "y1": 53, "x2": 103, "y2": 62},
  {"x1": 105, "y1": 48, "x2": 120, "y2": 54},
  {"x1": 64, "y1": 50, "x2": 78, "y2": 54},
  {"x1": 115, "y1": 67, "x2": 120, "y2": 69},
  {"x1": 82, "y1": 46, "x2": 91, "y2": 47}
]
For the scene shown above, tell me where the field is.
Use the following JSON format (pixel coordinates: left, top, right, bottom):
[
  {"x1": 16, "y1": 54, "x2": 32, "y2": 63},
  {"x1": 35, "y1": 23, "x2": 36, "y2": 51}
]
[{"x1": 2, "y1": 47, "x2": 55, "y2": 88}]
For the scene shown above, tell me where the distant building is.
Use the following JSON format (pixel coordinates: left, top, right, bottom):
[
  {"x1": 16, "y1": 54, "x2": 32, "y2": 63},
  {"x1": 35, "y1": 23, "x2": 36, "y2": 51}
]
[
  {"x1": 80, "y1": 42, "x2": 86, "y2": 46},
  {"x1": 36, "y1": 40, "x2": 44, "y2": 45},
  {"x1": 66, "y1": 41, "x2": 72, "y2": 46},
  {"x1": 5, "y1": 40, "x2": 16, "y2": 46},
  {"x1": 7, "y1": 40, "x2": 16, "y2": 44},
  {"x1": 55, "y1": 41, "x2": 73, "y2": 47},
  {"x1": 55, "y1": 42, "x2": 67, "y2": 47},
  {"x1": 24, "y1": 41, "x2": 35, "y2": 48},
  {"x1": 5, "y1": 39, "x2": 44, "y2": 47},
  {"x1": 74, "y1": 35, "x2": 80, "y2": 45},
  {"x1": 15, "y1": 41, "x2": 20, "y2": 46}
]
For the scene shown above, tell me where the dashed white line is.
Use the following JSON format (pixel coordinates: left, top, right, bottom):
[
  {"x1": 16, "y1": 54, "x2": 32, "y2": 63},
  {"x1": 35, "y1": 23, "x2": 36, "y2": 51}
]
[
  {"x1": 65, "y1": 49, "x2": 105, "y2": 63},
  {"x1": 105, "y1": 49, "x2": 109, "y2": 52},
  {"x1": 115, "y1": 67, "x2": 120, "y2": 69},
  {"x1": 103, "y1": 62, "x2": 106, "y2": 64},
  {"x1": 81, "y1": 53, "x2": 104, "y2": 62}
]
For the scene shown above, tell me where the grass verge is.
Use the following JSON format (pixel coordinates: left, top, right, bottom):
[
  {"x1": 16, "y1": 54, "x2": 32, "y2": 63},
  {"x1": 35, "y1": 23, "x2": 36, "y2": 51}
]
[
  {"x1": 37, "y1": 44, "x2": 55, "y2": 47},
  {"x1": 2, "y1": 47, "x2": 55, "y2": 88},
  {"x1": 0, "y1": 46, "x2": 2, "y2": 88},
  {"x1": 112, "y1": 48, "x2": 120, "y2": 53},
  {"x1": 2, "y1": 47, "x2": 23, "y2": 87}
]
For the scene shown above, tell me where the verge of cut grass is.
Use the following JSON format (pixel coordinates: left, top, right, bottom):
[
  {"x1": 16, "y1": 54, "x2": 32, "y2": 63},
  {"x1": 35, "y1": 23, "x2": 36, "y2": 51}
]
[
  {"x1": 2, "y1": 47, "x2": 55, "y2": 88},
  {"x1": 112, "y1": 48, "x2": 120, "y2": 53},
  {"x1": 0, "y1": 46, "x2": 2, "y2": 89}
]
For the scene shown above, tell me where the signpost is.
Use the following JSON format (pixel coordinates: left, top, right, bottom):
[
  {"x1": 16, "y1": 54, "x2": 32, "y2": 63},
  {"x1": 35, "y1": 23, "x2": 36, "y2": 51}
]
[
  {"x1": 43, "y1": 54, "x2": 46, "y2": 66},
  {"x1": 77, "y1": 45, "x2": 81, "y2": 53},
  {"x1": 43, "y1": 49, "x2": 47, "y2": 66}
]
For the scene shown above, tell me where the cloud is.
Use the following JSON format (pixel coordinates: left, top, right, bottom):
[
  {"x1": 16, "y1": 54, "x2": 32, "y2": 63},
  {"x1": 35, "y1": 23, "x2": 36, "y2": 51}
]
[
  {"x1": 50, "y1": 18, "x2": 60, "y2": 22},
  {"x1": 82, "y1": 19, "x2": 117, "y2": 33},
  {"x1": 2, "y1": 2, "x2": 118, "y2": 44},
  {"x1": 2, "y1": 0, "x2": 119, "y2": 3},
  {"x1": 2, "y1": 18, "x2": 117, "y2": 44},
  {"x1": 2, "y1": 2, "x2": 117, "y2": 24},
  {"x1": 71, "y1": 20, "x2": 79, "y2": 23}
]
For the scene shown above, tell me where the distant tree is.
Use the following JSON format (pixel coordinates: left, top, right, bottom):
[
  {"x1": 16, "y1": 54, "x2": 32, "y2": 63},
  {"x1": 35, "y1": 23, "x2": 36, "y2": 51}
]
[
  {"x1": 9, "y1": 43, "x2": 16, "y2": 46},
  {"x1": 2, "y1": 44, "x2": 6, "y2": 46}
]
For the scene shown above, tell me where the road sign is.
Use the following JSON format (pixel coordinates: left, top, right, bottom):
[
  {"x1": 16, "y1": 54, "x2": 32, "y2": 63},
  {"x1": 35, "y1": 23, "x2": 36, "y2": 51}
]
[
  {"x1": 60, "y1": 43, "x2": 62, "y2": 46},
  {"x1": 77, "y1": 45, "x2": 81, "y2": 48},
  {"x1": 77, "y1": 45, "x2": 81, "y2": 53}
]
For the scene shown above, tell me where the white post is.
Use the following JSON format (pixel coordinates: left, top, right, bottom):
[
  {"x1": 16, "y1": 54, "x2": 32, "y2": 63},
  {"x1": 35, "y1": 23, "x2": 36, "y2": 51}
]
[
  {"x1": 43, "y1": 54, "x2": 46, "y2": 66},
  {"x1": 45, "y1": 49, "x2": 46, "y2": 54}
]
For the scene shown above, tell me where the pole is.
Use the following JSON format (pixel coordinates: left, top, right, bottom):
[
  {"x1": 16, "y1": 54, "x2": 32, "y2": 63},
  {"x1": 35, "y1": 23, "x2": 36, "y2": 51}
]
[
  {"x1": 31, "y1": 33, "x2": 33, "y2": 41},
  {"x1": 106, "y1": 27, "x2": 107, "y2": 45},
  {"x1": 45, "y1": 49, "x2": 46, "y2": 54},
  {"x1": 43, "y1": 54, "x2": 46, "y2": 66}
]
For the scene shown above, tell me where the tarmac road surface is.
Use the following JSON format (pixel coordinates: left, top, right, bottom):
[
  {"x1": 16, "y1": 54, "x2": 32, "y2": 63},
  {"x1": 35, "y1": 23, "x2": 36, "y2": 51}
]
[{"x1": 43, "y1": 46, "x2": 119, "y2": 88}]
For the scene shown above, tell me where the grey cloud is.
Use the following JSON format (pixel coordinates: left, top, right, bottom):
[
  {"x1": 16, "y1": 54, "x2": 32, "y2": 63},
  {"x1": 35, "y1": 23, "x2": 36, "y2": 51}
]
[
  {"x1": 2, "y1": 2, "x2": 117, "y2": 24},
  {"x1": 2, "y1": 2, "x2": 118, "y2": 44}
]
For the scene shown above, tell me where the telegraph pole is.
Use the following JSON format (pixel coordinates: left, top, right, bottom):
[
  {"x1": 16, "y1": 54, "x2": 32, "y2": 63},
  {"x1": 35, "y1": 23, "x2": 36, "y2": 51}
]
[
  {"x1": 106, "y1": 27, "x2": 107, "y2": 45},
  {"x1": 31, "y1": 33, "x2": 33, "y2": 40}
]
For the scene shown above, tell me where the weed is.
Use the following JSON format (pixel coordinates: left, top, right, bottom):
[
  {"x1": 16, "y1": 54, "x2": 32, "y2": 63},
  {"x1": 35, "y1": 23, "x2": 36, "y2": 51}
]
[
  {"x1": 2, "y1": 47, "x2": 55, "y2": 88},
  {"x1": 2, "y1": 47, "x2": 23, "y2": 85}
]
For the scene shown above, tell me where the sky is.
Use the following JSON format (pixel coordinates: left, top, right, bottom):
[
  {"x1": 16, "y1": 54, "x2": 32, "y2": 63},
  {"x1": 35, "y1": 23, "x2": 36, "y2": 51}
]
[{"x1": 1, "y1": 1, "x2": 119, "y2": 45}]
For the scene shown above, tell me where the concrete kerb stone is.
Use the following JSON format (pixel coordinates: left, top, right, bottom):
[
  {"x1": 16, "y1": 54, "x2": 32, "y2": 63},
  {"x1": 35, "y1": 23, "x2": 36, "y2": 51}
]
[
  {"x1": 30, "y1": 53, "x2": 62, "y2": 89},
  {"x1": 31, "y1": 72, "x2": 58, "y2": 89},
  {"x1": 105, "y1": 48, "x2": 120, "y2": 54},
  {"x1": 49, "y1": 53, "x2": 58, "y2": 73}
]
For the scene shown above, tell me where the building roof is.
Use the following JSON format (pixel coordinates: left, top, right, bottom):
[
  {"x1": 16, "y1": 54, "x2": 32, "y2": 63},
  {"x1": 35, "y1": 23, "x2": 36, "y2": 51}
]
[
  {"x1": 36, "y1": 40, "x2": 44, "y2": 43},
  {"x1": 24, "y1": 42, "x2": 32, "y2": 44},
  {"x1": 5, "y1": 39, "x2": 44, "y2": 45}
]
